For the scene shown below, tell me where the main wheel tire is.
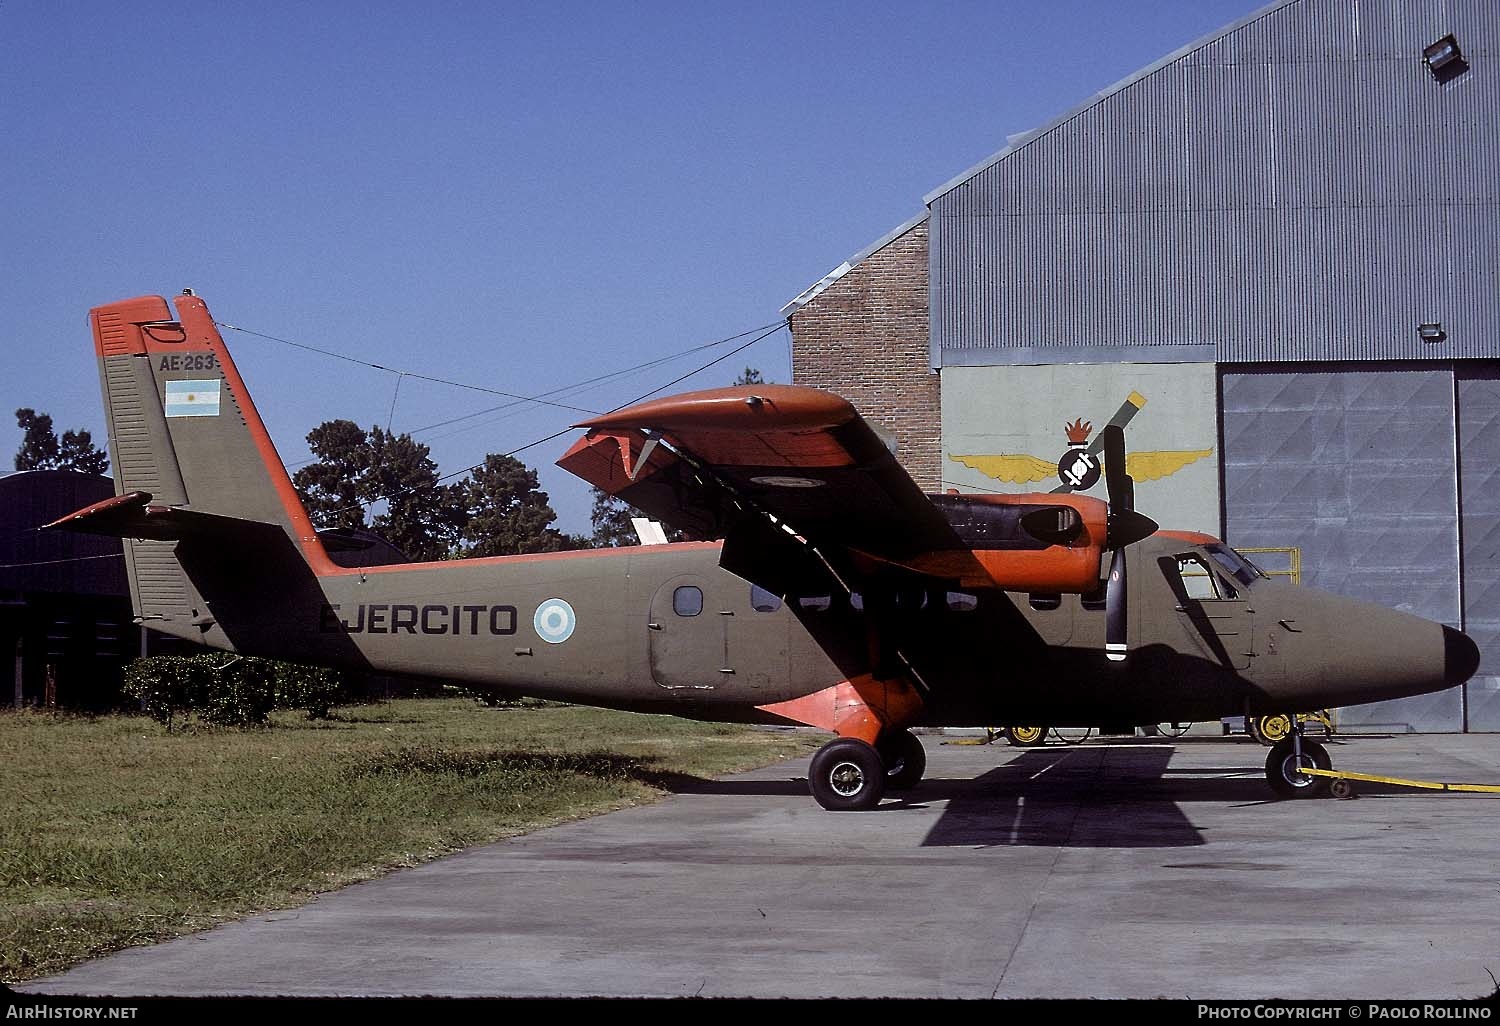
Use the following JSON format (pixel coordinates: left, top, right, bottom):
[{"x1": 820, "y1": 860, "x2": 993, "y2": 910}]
[
  {"x1": 877, "y1": 730, "x2": 927, "y2": 791},
  {"x1": 1005, "y1": 726, "x2": 1048, "y2": 747},
  {"x1": 1265, "y1": 739, "x2": 1332, "y2": 799},
  {"x1": 1052, "y1": 726, "x2": 1094, "y2": 746},
  {"x1": 1255, "y1": 713, "x2": 1295, "y2": 746},
  {"x1": 809, "y1": 738, "x2": 887, "y2": 811},
  {"x1": 1155, "y1": 721, "x2": 1192, "y2": 738}
]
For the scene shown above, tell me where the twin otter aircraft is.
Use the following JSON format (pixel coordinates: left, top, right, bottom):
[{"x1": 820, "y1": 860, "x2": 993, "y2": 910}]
[{"x1": 50, "y1": 294, "x2": 1480, "y2": 809}]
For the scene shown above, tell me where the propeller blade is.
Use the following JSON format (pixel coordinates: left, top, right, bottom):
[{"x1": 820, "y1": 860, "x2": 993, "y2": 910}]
[
  {"x1": 1099, "y1": 424, "x2": 1157, "y2": 547},
  {"x1": 1106, "y1": 546, "x2": 1127, "y2": 662},
  {"x1": 1101, "y1": 425, "x2": 1129, "y2": 510}
]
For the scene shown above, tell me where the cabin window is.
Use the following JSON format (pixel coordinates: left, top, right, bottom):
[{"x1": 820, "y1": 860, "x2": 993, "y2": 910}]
[
  {"x1": 673, "y1": 586, "x2": 704, "y2": 617},
  {"x1": 849, "y1": 592, "x2": 864, "y2": 612},
  {"x1": 946, "y1": 591, "x2": 978, "y2": 612},
  {"x1": 750, "y1": 585, "x2": 782, "y2": 613},
  {"x1": 1029, "y1": 593, "x2": 1062, "y2": 611},
  {"x1": 797, "y1": 595, "x2": 832, "y2": 612}
]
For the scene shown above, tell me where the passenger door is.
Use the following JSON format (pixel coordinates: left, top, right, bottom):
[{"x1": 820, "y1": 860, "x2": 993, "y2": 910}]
[{"x1": 647, "y1": 575, "x2": 788, "y2": 693}]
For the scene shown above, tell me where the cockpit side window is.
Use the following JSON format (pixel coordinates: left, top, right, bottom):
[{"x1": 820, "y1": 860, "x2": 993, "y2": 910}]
[
  {"x1": 1206, "y1": 544, "x2": 1262, "y2": 587},
  {"x1": 1173, "y1": 555, "x2": 1223, "y2": 601}
]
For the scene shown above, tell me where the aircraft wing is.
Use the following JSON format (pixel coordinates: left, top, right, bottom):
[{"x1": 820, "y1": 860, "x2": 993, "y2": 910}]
[{"x1": 558, "y1": 385, "x2": 1101, "y2": 594}]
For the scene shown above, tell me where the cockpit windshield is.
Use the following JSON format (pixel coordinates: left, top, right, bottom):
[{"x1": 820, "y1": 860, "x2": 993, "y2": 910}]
[{"x1": 1205, "y1": 544, "x2": 1267, "y2": 587}]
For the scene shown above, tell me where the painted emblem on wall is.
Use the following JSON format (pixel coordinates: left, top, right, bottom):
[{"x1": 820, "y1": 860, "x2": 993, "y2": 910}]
[
  {"x1": 949, "y1": 391, "x2": 1214, "y2": 491},
  {"x1": 1056, "y1": 417, "x2": 1101, "y2": 490}
]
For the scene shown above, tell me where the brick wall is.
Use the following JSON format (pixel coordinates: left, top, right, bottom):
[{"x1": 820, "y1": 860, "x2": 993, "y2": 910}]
[{"x1": 789, "y1": 219, "x2": 940, "y2": 491}]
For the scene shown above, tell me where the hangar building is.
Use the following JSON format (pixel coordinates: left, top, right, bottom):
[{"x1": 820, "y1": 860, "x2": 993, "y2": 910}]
[
  {"x1": 786, "y1": 0, "x2": 1499, "y2": 732},
  {"x1": 1, "y1": 470, "x2": 411, "y2": 709}
]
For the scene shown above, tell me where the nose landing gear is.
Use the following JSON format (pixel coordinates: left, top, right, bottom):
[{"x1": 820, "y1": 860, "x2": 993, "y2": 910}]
[{"x1": 1265, "y1": 734, "x2": 1332, "y2": 798}]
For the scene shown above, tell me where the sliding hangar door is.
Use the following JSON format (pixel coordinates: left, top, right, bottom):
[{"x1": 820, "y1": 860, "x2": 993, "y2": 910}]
[{"x1": 1221, "y1": 365, "x2": 1500, "y2": 732}]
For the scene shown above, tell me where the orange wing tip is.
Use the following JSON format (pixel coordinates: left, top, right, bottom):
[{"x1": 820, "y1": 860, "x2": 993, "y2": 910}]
[
  {"x1": 577, "y1": 385, "x2": 857, "y2": 433},
  {"x1": 557, "y1": 429, "x2": 677, "y2": 493}
]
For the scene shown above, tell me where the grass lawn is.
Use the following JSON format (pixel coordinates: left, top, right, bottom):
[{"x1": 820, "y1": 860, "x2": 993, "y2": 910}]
[{"x1": 0, "y1": 698, "x2": 823, "y2": 983}]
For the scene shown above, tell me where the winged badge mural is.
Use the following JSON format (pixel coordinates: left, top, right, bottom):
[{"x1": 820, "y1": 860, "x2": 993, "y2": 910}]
[{"x1": 948, "y1": 392, "x2": 1214, "y2": 491}]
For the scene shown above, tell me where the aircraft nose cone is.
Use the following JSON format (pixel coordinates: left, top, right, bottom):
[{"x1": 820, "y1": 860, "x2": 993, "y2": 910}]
[{"x1": 1444, "y1": 625, "x2": 1481, "y2": 685}]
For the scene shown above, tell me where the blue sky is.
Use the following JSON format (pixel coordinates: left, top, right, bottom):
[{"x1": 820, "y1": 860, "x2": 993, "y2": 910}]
[{"x1": 2, "y1": 0, "x2": 1268, "y2": 534}]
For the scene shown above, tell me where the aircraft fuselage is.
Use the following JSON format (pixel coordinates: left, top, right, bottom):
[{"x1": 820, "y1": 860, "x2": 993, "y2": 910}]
[{"x1": 146, "y1": 531, "x2": 1473, "y2": 731}]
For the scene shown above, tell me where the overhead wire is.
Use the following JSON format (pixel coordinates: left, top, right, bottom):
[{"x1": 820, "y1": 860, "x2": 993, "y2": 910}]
[
  {"x1": 217, "y1": 319, "x2": 784, "y2": 421},
  {"x1": 0, "y1": 552, "x2": 123, "y2": 571},
  {"x1": 406, "y1": 322, "x2": 780, "y2": 439},
  {"x1": 271, "y1": 318, "x2": 789, "y2": 522},
  {"x1": 225, "y1": 318, "x2": 786, "y2": 469}
]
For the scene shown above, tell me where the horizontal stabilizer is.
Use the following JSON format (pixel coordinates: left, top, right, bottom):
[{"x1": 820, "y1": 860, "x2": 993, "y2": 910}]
[{"x1": 44, "y1": 491, "x2": 282, "y2": 545}]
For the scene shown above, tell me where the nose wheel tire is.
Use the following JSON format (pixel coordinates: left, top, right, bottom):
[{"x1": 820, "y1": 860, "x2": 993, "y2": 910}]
[
  {"x1": 809, "y1": 738, "x2": 886, "y2": 811},
  {"x1": 1004, "y1": 726, "x2": 1048, "y2": 747},
  {"x1": 877, "y1": 730, "x2": 927, "y2": 791},
  {"x1": 1265, "y1": 738, "x2": 1331, "y2": 799}
]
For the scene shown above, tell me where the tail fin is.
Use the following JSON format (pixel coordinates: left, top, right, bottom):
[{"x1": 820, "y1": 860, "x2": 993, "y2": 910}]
[{"x1": 87, "y1": 294, "x2": 336, "y2": 639}]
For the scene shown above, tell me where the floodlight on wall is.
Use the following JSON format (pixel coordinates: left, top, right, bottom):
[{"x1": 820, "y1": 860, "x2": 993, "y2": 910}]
[
  {"x1": 1418, "y1": 322, "x2": 1447, "y2": 343},
  {"x1": 1423, "y1": 34, "x2": 1468, "y2": 82}
]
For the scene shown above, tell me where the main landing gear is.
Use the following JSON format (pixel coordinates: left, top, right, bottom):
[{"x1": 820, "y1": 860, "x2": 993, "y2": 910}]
[{"x1": 808, "y1": 729, "x2": 927, "y2": 811}]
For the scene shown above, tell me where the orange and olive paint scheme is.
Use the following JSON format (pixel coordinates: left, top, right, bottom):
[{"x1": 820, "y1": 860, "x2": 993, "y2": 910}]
[{"x1": 49, "y1": 294, "x2": 1481, "y2": 810}]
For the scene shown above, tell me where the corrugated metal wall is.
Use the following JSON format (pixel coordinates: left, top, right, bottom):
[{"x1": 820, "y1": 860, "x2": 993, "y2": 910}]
[
  {"x1": 1457, "y1": 369, "x2": 1500, "y2": 731},
  {"x1": 929, "y1": 0, "x2": 1500, "y2": 368},
  {"x1": 1221, "y1": 367, "x2": 1464, "y2": 731}
]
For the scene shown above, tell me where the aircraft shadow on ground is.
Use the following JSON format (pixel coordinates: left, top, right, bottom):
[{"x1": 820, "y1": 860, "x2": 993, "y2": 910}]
[
  {"x1": 656, "y1": 745, "x2": 1294, "y2": 848},
  {"x1": 911, "y1": 746, "x2": 1224, "y2": 848}
]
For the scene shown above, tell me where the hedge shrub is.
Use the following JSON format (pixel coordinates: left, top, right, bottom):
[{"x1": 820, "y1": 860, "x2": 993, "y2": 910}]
[{"x1": 122, "y1": 655, "x2": 347, "y2": 730}]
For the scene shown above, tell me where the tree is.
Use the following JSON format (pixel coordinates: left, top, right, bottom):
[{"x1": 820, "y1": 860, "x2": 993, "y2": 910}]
[
  {"x1": 364, "y1": 427, "x2": 467, "y2": 561},
  {"x1": 14, "y1": 409, "x2": 109, "y2": 475},
  {"x1": 734, "y1": 367, "x2": 765, "y2": 386},
  {"x1": 293, "y1": 421, "x2": 465, "y2": 561},
  {"x1": 590, "y1": 487, "x2": 640, "y2": 547},
  {"x1": 460, "y1": 454, "x2": 568, "y2": 557},
  {"x1": 294, "y1": 420, "x2": 370, "y2": 531},
  {"x1": 293, "y1": 420, "x2": 572, "y2": 561}
]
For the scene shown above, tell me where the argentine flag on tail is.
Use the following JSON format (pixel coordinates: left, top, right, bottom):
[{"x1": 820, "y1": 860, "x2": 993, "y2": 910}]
[{"x1": 164, "y1": 379, "x2": 222, "y2": 418}]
